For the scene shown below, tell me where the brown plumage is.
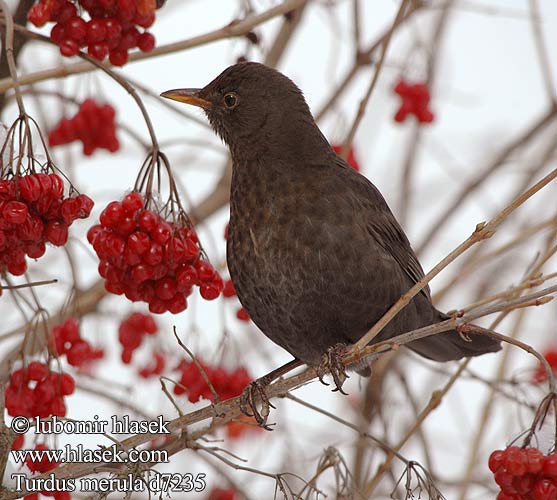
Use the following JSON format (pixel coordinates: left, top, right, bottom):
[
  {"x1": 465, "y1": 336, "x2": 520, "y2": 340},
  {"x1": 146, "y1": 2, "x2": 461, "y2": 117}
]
[{"x1": 161, "y1": 62, "x2": 501, "y2": 372}]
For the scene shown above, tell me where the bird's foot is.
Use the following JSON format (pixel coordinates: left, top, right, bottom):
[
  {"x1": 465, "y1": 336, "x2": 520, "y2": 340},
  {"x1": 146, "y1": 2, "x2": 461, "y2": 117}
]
[
  {"x1": 317, "y1": 343, "x2": 349, "y2": 394},
  {"x1": 239, "y1": 379, "x2": 276, "y2": 430}
]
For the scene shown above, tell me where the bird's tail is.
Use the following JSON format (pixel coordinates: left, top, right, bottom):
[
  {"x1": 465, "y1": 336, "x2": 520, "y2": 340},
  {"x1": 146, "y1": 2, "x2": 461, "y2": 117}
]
[{"x1": 406, "y1": 310, "x2": 502, "y2": 362}]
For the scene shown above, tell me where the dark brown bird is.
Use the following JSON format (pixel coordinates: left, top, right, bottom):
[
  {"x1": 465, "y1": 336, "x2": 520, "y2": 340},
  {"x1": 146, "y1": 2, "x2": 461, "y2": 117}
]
[{"x1": 161, "y1": 62, "x2": 501, "y2": 375}]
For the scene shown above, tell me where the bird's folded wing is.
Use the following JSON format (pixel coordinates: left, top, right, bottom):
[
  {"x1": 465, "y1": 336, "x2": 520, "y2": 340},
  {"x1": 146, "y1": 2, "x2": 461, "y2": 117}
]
[{"x1": 333, "y1": 155, "x2": 431, "y2": 300}]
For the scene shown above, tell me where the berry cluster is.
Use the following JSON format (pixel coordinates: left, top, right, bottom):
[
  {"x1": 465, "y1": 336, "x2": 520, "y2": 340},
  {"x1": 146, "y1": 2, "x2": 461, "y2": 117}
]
[
  {"x1": 206, "y1": 488, "x2": 237, "y2": 500},
  {"x1": 222, "y1": 279, "x2": 250, "y2": 322},
  {"x1": 88, "y1": 192, "x2": 224, "y2": 314},
  {"x1": 27, "y1": 0, "x2": 158, "y2": 65},
  {"x1": 532, "y1": 349, "x2": 557, "y2": 384},
  {"x1": 5, "y1": 362, "x2": 75, "y2": 418},
  {"x1": 117, "y1": 311, "x2": 158, "y2": 363},
  {"x1": 332, "y1": 144, "x2": 361, "y2": 172},
  {"x1": 393, "y1": 79, "x2": 434, "y2": 124},
  {"x1": 53, "y1": 317, "x2": 104, "y2": 366},
  {"x1": 0, "y1": 173, "x2": 93, "y2": 276},
  {"x1": 138, "y1": 350, "x2": 165, "y2": 378},
  {"x1": 49, "y1": 99, "x2": 119, "y2": 156},
  {"x1": 489, "y1": 446, "x2": 557, "y2": 499},
  {"x1": 174, "y1": 359, "x2": 251, "y2": 403}
]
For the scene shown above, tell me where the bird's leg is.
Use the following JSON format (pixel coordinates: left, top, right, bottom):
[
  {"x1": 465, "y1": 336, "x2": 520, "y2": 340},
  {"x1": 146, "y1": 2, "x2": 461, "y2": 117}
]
[
  {"x1": 239, "y1": 358, "x2": 303, "y2": 429},
  {"x1": 317, "y1": 343, "x2": 349, "y2": 395}
]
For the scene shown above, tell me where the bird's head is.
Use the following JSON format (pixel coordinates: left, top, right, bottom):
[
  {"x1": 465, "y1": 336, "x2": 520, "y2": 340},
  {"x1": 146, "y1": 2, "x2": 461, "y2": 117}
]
[{"x1": 161, "y1": 62, "x2": 331, "y2": 163}]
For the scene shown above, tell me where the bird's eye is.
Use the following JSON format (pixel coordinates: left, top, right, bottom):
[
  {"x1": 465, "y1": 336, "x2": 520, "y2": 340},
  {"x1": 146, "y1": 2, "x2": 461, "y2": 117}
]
[{"x1": 223, "y1": 92, "x2": 239, "y2": 109}]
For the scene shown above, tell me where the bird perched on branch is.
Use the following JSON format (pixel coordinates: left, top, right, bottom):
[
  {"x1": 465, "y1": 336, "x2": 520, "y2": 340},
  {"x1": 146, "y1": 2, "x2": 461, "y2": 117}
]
[{"x1": 161, "y1": 62, "x2": 501, "y2": 409}]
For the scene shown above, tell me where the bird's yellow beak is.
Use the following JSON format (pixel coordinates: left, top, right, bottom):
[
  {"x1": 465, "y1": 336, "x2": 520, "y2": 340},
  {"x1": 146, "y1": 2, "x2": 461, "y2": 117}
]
[{"x1": 160, "y1": 88, "x2": 212, "y2": 109}]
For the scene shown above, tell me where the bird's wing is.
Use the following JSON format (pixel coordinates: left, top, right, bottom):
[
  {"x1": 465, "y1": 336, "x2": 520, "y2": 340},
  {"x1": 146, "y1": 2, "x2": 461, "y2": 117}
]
[{"x1": 332, "y1": 155, "x2": 431, "y2": 300}]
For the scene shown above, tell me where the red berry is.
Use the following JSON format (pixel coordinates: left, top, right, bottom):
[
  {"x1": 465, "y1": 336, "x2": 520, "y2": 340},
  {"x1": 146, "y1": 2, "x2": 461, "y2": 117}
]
[
  {"x1": 126, "y1": 231, "x2": 151, "y2": 255},
  {"x1": 236, "y1": 307, "x2": 250, "y2": 321},
  {"x1": 76, "y1": 194, "x2": 94, "y2": 218},
  {"x1": 50, "y1": 23, "x2": 66, "y2": 43},
  {"x1": 138, "y1": 210, "x2": 158, "y2": 232},
  {"x1": 66, "y1": 16, "x2": 87, "y2": 43},
  {"x1": 104, "y1": 18, "x2": 122, "y2": 39},
  {"x1": 167, "y1": 293, "x2": 187, "y2": 314},
  {"x1": 55, "y1": 2, "x2": 77, "y2": 23},
  {"x1": 222, "y1": 279, "x2": 236, "y2": 298},
  {"x1": 26, "y1": 242, "x2": 46, "y2": 259},
  {"x1": 183, "y1": 237, "x2": 199, "y2": 261},
  {"x1": 144, "y1": 242, "x2": 163, "y2": 265},
  {"x1": 109, "y1": 49, "x2": 128, "y2": 66},
  {"x1": 155, "y1": 277, "x2": 176, "y2": 300},
  {"x1": 45, "y1": 221, "x2": 69, "y2": 246},
  {"x1": 7, "y1": 258, "x2": 27, "y2": 276},
  {"x1": 86, "y1": 19, "x2": 107, "y2": 43},
  {"x1": 100, "y1": 201, "x2": 123, "y2": 227},
  {"x1": 60, "y1": 38, "x2": 80, "y2": 56},
  {"x1": 149, "y1": 299, "x2": 167, "y2": 314},
  {"x1": 544, "y1": 454, "x2": 557, "y2": 477},
  {"x1": 151, "y1": 221, "x2": 172, "y2": 244},
  {"x1": 137, "y1": 32, "x2": 155, "y2": 52},
  {"x1": 200, "y1": 283, "x2": 221, "y2": 300},
  {"x1": 27, "y1": 361, "x2": 48, "y2": 381},
  {"x1": 3, "y1": 201, "x2": 28, "y2": 224},
  {"x1": 196, "y1": 260, "x2": 215, "y2": 282},
  {"x1": 17, "y1": 174, "x2": 41, "y2": 201},
  {"x1": 27, "y1": 4, "x2": 49, "y2": 27},
  {"x1": 122, "y1": 192, "x2": 144, "y2": 214},
  {"x1": 130, "y1": 263, "x2": 153, "y2": 283},
  {"x1": 66, "y1": 340, "x2": 93, "y2": 366},
  {"x1": 88, "y1": 42, "x2": 109, "y2": 61},
  {"x1": 59, "y1": 373, "x2": 75, "y2": 395}
]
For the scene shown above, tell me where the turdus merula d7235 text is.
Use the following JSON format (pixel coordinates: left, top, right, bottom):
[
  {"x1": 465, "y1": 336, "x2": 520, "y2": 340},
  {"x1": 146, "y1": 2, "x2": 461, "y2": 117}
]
[{"x1": 161, "y1": 62, "x2": 501, "y2": 386}]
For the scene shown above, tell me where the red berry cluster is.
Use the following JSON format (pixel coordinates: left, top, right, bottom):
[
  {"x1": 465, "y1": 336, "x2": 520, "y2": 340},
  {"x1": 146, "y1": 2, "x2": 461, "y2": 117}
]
[
  {"x1": 0, "y1": 173, "x2": 93, "y2": 276},
  {"x1": 88, "y1": 192, "x2": 224, "y2": 314},
  {"x1": 206, "y1": 488, "x2": 237, "y2": 500},
  {"x1": 25, "y1": 493, "x2": 69, "y2": 500},
  {"x1": 53, "y1": 318, "x2": 104, "y2": 366},
  {"x1": 489, "y1": 446, "x2": 557, "y2": 499},
  {"x1": 532, "y1": 349, "x2": 557, "y2": 384},
  {"x1": 174, "y1": 359, "x2": 251, "y2": 403},
  {"x1": 332, "y1": 144, "x2": 361, "y2": 172},
  {"x1": 25, "y1": 443, "x2": 60, "y2": 473},
  {"x1": 5, "y1": 362, "x2": 75, "y2": 418},
  {"x1": 49, "y1": 99, "x2": 119, "y2": 156},
  {"x1": 118, "y1": 311, "x2": 158, "y2": 363},
  {"x1": 27, "y1": 0, "x2": 158, "y2": 65},
  {"x1": 138, "y1": 350, "x2": 165, "y2": 378},
  {"x1": 393, "y1": 79, "x2": 434, "y2": 124},
  {"x1": 222, "y1": 279, "x2": 250, "y2": 322}
]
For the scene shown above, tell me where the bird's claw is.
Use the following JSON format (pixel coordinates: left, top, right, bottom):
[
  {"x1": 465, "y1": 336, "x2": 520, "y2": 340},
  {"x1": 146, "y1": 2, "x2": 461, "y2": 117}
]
[
  {"x1": 239, "y1": 379, "x2": 276, "y2": 430},
  {"x1": 317, "y1": 343, "x2": 349, "y2": 395}
]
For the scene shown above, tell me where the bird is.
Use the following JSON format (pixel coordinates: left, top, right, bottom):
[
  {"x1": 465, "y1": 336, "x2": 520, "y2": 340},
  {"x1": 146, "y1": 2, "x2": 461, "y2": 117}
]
[{"x1": 161, "y1": 62, "x2": 501, "y2": 385}]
